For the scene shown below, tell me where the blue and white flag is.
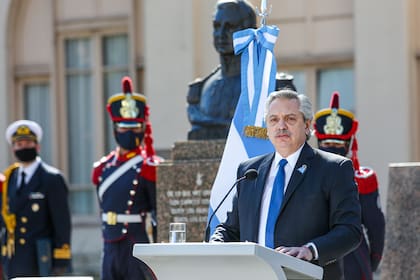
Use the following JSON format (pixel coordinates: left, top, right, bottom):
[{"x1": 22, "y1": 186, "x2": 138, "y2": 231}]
[{"x1": 208, "y1": 25, "x2": 280, "y2": 234}]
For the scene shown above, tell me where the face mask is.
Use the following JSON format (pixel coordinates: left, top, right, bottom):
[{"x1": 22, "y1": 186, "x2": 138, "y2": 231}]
[
  {"x1": 115, "y1": 130, "x2": 144, "y2": 150},
  {"x1": 319, "y1": 146, "x2": 348, "y2": 157},
  {"x1": 14, "y1": 147, "x2": 38, "y2": 162}
]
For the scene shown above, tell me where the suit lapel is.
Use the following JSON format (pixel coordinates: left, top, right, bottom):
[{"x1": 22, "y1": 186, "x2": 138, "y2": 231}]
[{"x1": 280, "y1": 143, "x2": 314, "y2": 213}]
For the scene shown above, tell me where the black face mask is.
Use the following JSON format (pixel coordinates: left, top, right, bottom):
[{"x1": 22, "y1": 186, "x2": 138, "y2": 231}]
[
  {"x1": 115, "y1": 130, "x2": 144, "y2": 150},
  {"x1": 319, "y1": 146, "x2": 348, "y2": 157},
  {"x1": 14, "y1": 147, "x2": 38, "y2": 162}
]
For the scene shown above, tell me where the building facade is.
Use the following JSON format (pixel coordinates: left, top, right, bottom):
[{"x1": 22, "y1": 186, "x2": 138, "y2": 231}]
[{"x1": 0, "y1": 0, "x2": 419, "y2": 276}]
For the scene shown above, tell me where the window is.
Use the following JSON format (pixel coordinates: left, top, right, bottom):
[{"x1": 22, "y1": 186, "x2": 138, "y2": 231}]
[
  {"x1": 65, "y1": 38, "x2": 95, "y2": 215},
  {"x1": 288, "y1": 70, "x2": 306, "y2": 95},
  {"x1": 64, "y1": 34, "x2": 129, "y2": 215},
  {"x1": 102, "y1": 34, "x2": 129, "y2": 152},
  {"x1": 317, "y1": 68, "x2": 354, "y2": 112},
  {"x1": 23, "y1": 83, "x2": 52, "y2": 164}
]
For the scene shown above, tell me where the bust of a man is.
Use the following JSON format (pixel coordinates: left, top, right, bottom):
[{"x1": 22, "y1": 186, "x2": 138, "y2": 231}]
[{"x1": 187, "y1": 0, "x2": 257, "y2": 140}]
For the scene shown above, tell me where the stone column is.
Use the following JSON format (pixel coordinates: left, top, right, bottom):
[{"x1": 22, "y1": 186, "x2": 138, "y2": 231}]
[{"x1": 381, "y1": 163, "x2": 420, "y2": 279}]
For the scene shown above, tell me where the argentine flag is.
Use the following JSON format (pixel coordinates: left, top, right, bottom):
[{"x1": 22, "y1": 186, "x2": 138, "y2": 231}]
[{"x1": 208, "y1": 25, "x2": 280, "y2": 235}]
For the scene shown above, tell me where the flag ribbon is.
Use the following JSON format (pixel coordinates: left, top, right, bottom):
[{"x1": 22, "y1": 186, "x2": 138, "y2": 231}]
[{"x1": 208, "y1": 25, "x2": 280, "y2": 235}]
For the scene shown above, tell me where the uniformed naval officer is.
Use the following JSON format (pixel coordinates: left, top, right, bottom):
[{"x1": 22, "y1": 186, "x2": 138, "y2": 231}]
[
  {"x1": 92, "y1": 76, "x2": 159, "y2": 280},
  {"x1": 313, "y1": 92, "x2": 385, "y2": 280},
  {"x1": 0, "y1": 120, "x2": 72, "y2": 278}
]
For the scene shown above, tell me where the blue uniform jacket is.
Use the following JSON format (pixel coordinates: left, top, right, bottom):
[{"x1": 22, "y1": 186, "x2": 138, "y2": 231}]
[
  {"x1": 0, "y1": 161, "x2": 72, "y2": 277},
  {"x1": 92, "y1": 149, "x2": 156, "y2": 243}
]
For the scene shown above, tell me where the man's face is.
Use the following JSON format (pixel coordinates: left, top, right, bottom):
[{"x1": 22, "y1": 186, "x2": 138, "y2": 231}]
[
  {"x1": 213, "y1": 4, "x2": 245, "y2": 55},
  {"x1": 266, "y1": 97, "x2": 310, "y2": 157},
  {"x1": 12, "y1": 139, "x2": 38, "y2": 152}
]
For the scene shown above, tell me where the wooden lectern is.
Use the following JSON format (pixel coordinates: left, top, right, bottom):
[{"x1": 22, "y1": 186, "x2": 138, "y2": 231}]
[{"x1": 133, "y1": 242, "x2": 323, "y2": 280}]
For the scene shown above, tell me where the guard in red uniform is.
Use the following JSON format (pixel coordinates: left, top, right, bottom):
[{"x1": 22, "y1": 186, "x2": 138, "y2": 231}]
[
  {"x1": 92, "y1": 77, "x2": 159, "y2": 280},
  {"x1": 313, "y1": 92, "x2": 385, "y2": 280}
]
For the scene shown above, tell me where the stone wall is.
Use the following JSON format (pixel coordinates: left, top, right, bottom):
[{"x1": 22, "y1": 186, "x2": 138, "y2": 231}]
[{"x1": 381, "y1": 163, "x2": 420, "y2": 279}]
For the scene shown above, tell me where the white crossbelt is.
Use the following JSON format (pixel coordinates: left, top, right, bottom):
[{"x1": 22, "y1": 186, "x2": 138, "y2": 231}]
[
  {"x1": 98, "y1": 155, "x2": 143, "y2": 202},
  {"x1": 102, "y1": 212, "x2": 143, "y2": 225}
]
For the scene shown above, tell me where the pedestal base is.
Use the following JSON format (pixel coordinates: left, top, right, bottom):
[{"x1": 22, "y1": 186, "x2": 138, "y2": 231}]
[{"x1": 156, "y1": 140, "x2": 225, "y2": 242}]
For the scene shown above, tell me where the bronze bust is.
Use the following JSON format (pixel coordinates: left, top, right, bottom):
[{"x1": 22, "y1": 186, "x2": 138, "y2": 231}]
[
  {"x1": 187, "y1": 0, "x2": 296, "y2": 140},
  {"x1": 187, "y1": 0, "x2": 256, "y2": 140}
]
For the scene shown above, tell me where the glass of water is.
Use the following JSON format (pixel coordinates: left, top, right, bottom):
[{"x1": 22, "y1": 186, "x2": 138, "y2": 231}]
[{"x1": 169, "y1": 222, "x2": 186, "y2": 243}]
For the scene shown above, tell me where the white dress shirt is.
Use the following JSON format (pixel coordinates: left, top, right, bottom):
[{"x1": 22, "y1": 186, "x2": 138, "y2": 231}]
[
  {"x1": 17, "y1": 157, "x2": 41, "y2": 187},
  {"x1": 258, "y1": 145, "x2": 304, "y2": 246}
]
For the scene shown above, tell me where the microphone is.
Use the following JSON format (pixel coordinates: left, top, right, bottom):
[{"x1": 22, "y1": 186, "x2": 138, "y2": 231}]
[{"x1": 204, "y1": 169, "x2": 258, "y2": 242}]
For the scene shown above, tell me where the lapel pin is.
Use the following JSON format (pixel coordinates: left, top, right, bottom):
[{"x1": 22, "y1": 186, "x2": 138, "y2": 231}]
[{"x1": 297, "y1": 164, "x2": 307, "y2": 174}]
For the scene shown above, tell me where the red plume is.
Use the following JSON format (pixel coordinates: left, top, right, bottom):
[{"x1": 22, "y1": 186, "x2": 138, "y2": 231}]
[
  {"x1": 122, "y1": 76, "x2": 133, "y2": 94},
  {"x1": 329, "y1": 91, "x2": 340, "y2": 109},
  {"x1": 350, "y1": 138, "x2": 360, "y2": 171}
]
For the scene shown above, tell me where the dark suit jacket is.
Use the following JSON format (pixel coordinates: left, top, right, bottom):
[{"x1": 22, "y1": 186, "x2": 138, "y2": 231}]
[
  {"x1": 1, "y1": 161, "x2": 71, "y2": 277},
  {"x1": 211, "y1": 143, "x2": 362, "y2": 280}
]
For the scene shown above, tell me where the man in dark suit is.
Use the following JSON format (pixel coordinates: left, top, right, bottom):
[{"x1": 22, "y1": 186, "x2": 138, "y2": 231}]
[
  {"x1": 211, "y1": 90, "x2": 362, "y2": 280},
  {"x1": 0, "y1": 120, "x2": 72, "y2": 278}
]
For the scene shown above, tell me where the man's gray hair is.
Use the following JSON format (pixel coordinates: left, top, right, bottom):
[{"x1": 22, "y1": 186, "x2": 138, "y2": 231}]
[
  {"x1": 264, "y1": 89, "x2": 313, "y2": 121},
  {"x1": 264, "y1": 90, "x2": 313, "y2": 140}
]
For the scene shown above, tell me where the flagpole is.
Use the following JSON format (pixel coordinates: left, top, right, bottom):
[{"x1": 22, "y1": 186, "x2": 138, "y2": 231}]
[{"x1": 258, "y1": 0, "x2": 270, "y2": 26}]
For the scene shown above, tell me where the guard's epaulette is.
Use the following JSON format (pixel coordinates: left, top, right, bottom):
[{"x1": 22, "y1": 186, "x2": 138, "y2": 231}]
[
  {"x1": 187, "y1": 66, "x2": 221, "y2": 105},
  {"x1": 92, "y1": 152, "x2": 115, "y2": 185},
  {"x1": 2, "y1": 163, "x2": 19, "y2": 257},
  {"x1": 188, "y1": 65, "x2": 221, "y2": 87},
  {"x1": 140, "y1": 155, "x2": 162, "y2": 182},
  {"x1": 354, "y1": 166, "x2": 379, "y2": 194}
]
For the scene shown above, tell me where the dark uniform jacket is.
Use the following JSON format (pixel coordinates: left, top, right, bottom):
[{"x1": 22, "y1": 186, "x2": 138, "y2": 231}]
[
  {"x1": 0, "y1": 160, "x2": 72, "y2": 277},
  {"x1": 211, "y1": 143, "x2": 362, "y2": 280},
  {"x1": 344, "y1": 167, "x2": 385, "y2": 280},
  {"x1": 92, "y1": 148, "x2": 156, "y2": 243}
]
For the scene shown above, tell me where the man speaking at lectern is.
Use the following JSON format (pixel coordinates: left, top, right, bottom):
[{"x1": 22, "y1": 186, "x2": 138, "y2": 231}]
[{"x1": 210, "y1": 90, "x2": 362, "y2": 280}]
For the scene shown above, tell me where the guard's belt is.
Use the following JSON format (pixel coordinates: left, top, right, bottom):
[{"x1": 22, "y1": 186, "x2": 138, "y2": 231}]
[{"x1": 102, "y1": 212, "x2": 143, "y2": 225}]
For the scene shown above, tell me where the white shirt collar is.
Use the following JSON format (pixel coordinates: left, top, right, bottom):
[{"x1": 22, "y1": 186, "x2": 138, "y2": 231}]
[
  {"x1": 18, "y1": 157, "x2": 41, "y2": 182},
  {"x1": 273, "y1": 143, "x2": 305, "y2": 171}
]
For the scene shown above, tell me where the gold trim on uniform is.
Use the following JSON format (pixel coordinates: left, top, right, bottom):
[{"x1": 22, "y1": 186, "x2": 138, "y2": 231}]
[
  {"x1": 21, "y1": 216, "x2": 28, "y2": 223},
  {"x1": 1, "y1": 163, "x2": 20, "y2": 258},
  {"x1": 244, "y1": 125, "x2": 268, "y2": 139},
  {"x1": 54, "y1": 244, "x2": 71, "y2": 259},
  {"x1": 19, "y1": 238, "x2": 25, "y2": 245}
]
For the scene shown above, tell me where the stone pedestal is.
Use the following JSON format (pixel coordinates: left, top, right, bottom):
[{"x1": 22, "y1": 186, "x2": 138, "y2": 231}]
[
  {"x1": 156, "y1": 140, "x2": 225, "y2": 243},
  {"x1": 381, "y1": 163, "x2": 420, "y2": 279}
]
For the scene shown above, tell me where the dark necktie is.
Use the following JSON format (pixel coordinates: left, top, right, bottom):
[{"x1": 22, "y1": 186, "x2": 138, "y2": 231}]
[
  {"x1": 19, "y1": 171, "x2": 26, "y2": 190},
  {"x1": 265, "y1": 159, "x2": 288, "y2": 248}
]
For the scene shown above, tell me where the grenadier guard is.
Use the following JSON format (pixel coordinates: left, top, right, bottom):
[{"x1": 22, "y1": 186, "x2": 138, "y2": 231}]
[
  {"x1": 313, "y1": 92, "x2": 385, "y2": 280},
  {"x1": 92, "y1": 76, "x2": 160, "y2": 280},
  {"x1": 0, "y1": 120, "x2": 72, "y2": 278}
]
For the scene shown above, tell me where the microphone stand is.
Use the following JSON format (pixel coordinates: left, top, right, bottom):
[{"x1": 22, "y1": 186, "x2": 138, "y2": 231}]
[{"x1": 204, "y1": 169, "x2": 258, "y2": 242}]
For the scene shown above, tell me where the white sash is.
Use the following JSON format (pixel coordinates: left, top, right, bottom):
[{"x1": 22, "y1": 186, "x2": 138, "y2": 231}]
[{"x1": 98, "y1": 155, "x2": 143, "y2": 201}]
